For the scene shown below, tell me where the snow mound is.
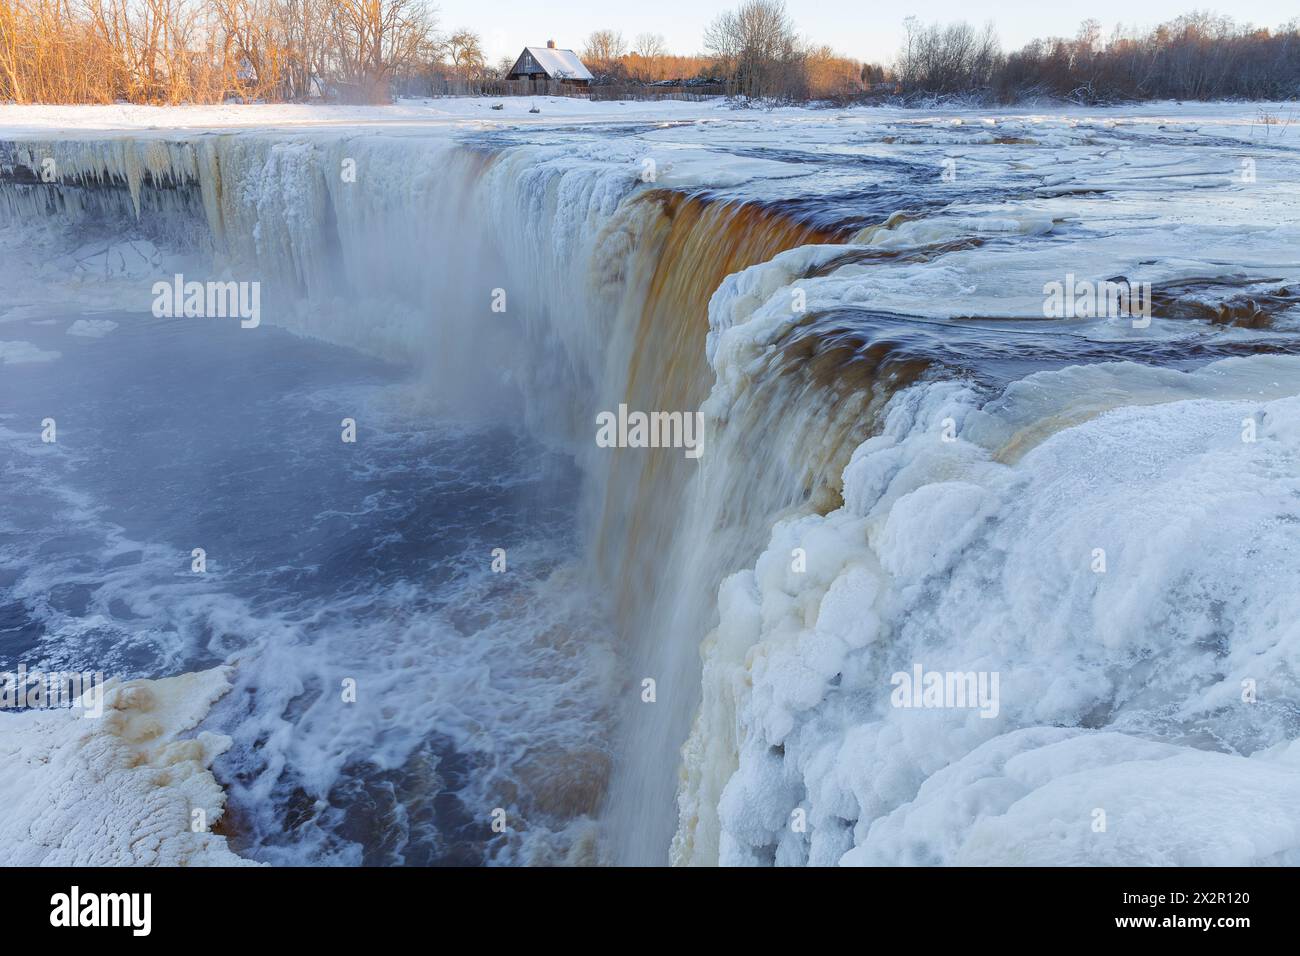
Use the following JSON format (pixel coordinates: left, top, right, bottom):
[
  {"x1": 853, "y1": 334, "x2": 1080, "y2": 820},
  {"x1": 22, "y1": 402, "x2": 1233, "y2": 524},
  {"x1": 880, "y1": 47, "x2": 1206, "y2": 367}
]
[
  {"x1": 0, "y1": 667, "x2": 258, "y2": 866},
  {"x1": 850, "y1": 730, "x2": 1300, "y2": 866}
]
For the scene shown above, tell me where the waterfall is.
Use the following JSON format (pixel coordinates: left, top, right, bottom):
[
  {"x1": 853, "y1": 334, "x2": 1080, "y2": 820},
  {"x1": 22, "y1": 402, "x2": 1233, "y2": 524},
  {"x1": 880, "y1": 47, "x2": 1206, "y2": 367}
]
[
  {"x1": 0, "y1": 130, "x2": 902, "y2": 863},
  {"x1": 6, "y1": 114, "x2": 1300, "y2": 867}
]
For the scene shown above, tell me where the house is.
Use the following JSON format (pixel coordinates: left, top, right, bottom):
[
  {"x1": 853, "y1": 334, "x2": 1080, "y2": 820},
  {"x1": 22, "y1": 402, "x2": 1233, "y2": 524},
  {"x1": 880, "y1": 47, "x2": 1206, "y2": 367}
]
[{"x1": 506, "y1": 41, "x2": 594, "y2": 87}]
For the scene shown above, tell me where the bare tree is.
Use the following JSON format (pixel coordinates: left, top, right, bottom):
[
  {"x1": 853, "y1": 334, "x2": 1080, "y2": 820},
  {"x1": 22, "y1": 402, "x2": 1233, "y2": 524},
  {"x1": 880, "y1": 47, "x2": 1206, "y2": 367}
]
[
  {"x1": 632, "y1": 31, "x2": 665, "y2": 60},
  {"x1": 896, "y1": 18, "x2": 1001, "y2": 94},
  {"x1": 272, "y1": 0, "x2": 331, "y2": 99},
  {"x1": 804, "y1": 44, "x2": 863, "y2": 97},
  {"x1": 0, "y1": 0, "x2": 27, "y2": 101},
  {"x1": 704, "y1": 0, "x2": 804, "y2": 99},
  {"x1": 625, "y1": 30, "x2": 666, "y2": 81},
  {"x1": 213, "y1": 0, "x2": 294, "y2": 99},
  {"x1": 443, "y1": 26, "x2": 483, "y2": 79},
  {"x1": 325, "y1": 0, "x2": 436, "y2": 102},
  {"x1": 77, "y1": 0, "x2": 239, "y2": 103},
  {"x1": 582, "y1": 27, "x2": 625, "y2": 79}
]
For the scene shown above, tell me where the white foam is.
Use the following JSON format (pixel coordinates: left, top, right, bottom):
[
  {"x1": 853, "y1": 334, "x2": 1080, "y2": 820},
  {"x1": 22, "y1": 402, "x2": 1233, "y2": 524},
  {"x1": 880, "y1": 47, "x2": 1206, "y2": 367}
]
[
  {"x1": 67, "y1": 318, "x2": 118, "y2": 337},
  {"x1": 0, "y1": 340, "x2": 60, "y2": 363}
]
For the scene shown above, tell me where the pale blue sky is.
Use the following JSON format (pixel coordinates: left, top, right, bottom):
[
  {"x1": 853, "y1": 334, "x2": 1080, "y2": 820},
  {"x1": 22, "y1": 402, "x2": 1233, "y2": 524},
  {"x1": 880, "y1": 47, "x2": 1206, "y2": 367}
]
[{"x1": 438, "y1": 1, "x2": 1299, "y2": 65}]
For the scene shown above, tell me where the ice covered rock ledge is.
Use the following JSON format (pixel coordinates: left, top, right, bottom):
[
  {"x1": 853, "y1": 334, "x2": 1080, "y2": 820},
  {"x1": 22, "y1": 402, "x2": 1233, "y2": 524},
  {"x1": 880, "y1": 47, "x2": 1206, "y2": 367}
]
[
  {"x1": 0, "y1": 667, "x2": 257, "y2": 866},
  {"x1": 674, "y1": 357, "x2": 1300, "y2": 867}
]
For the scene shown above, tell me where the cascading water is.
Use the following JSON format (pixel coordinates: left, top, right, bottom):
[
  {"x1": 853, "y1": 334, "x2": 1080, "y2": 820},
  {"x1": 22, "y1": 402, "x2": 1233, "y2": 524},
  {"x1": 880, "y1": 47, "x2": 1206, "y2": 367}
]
[
  {"x1": 4, "y1": 106, "x2": 1300, "y2": 866},
  {"x1": 0, "y1": 128, "x2": 869, "y2": 864}
]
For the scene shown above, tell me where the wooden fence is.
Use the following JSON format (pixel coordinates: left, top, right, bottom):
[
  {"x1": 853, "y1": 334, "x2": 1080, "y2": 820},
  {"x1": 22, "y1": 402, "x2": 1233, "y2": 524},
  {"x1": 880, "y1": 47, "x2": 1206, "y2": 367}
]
[
  {"x1": 590, "y1": 83, "x2": 727, "y2": 102},
  {"x1": 394, "y1": 76, "x2": 727, "y2": 102}
]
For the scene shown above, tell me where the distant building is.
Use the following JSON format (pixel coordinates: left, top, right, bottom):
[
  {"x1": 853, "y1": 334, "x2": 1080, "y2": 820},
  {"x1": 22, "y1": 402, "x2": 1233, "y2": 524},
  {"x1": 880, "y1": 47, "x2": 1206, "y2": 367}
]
[{"x1": 506, "y1": 41, "x2": 594, "y2": 87}]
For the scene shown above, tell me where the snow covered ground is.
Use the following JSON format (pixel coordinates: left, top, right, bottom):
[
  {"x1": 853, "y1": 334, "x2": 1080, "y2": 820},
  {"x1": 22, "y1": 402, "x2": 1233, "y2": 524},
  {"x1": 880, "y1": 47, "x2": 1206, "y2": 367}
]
[
  {"x1": 1, "y1": 96, "x2": 1296, "y2": 132},
  {"x1": 0, "y1": 667, "x2": 254, "y2": 865},
  {"x1": 2, "y1": 98, "x2": 1299, "y2": 867}
]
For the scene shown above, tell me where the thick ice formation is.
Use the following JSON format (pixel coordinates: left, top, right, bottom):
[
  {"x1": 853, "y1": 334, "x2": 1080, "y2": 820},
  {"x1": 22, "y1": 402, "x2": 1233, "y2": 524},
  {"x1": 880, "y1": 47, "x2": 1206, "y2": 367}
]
[
  {"x1": 673, "y1": 109, "x2": 1300, "y2": 863},
  {"x1": 0, "y1": 667, "x2": 256, "y2": 865},
  {"x1": 675, "y1": 357, "x2": 1300, "y2": 866}
]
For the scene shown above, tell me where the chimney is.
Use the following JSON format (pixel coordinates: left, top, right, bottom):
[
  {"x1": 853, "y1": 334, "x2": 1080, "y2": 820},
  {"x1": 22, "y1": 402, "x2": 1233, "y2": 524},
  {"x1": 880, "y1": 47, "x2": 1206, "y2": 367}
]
[{"x1": 546, "y1": 39, "x2": 556, "y2": 49}]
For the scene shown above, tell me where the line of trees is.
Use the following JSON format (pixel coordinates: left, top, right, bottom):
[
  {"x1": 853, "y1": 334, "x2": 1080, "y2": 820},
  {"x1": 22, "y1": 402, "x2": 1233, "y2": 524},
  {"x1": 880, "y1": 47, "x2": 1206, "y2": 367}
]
[
  {"x1": 689, "y1": 4, "x2": 1300, "y2": 103},
  {"x1": 578, "y1": 29, "x2": 716, "y2": 86},
  {"x1": 702, "y1": 0, "x2": 804, "y2": 98},
  {"x1": 577, "y1": 4, "x2": 871, "y2": 99},
  {"x1": 0, "y1": 0, "x2": 872, "y2": 103},
  {"x1": 2, "y1": 0, "x2": 1298, "y2": 105},
  {"x1": 699, "y1": 0, "x2": 870, "y2": 100},
  {"x1": 0, "y1": 0, "x2": 458, "y2": 103},
  {"x1": 895, "y1": 18, "x2": 1000, "y2": 94},
  {"x1": 899, "y1": 12, "x2": 1300, "y2": 102}
]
